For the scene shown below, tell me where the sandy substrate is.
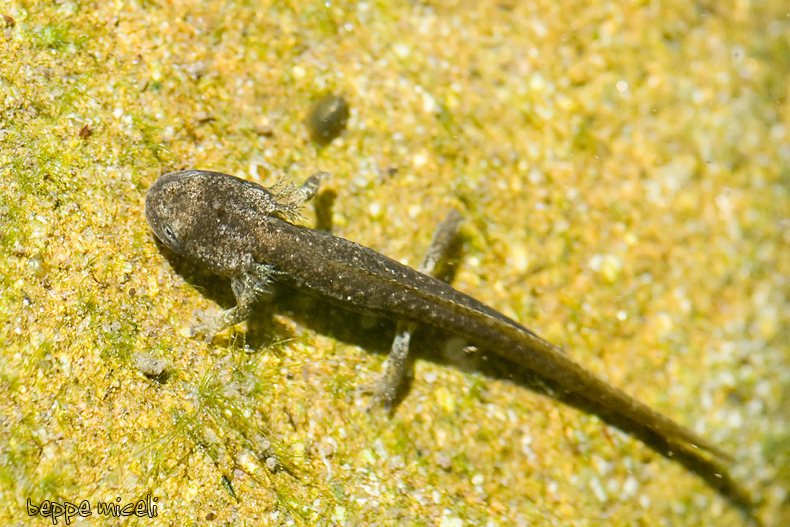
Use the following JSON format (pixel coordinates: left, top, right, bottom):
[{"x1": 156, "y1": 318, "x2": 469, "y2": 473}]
[{"x1": 1, "y1": 1, "x2": 788, "y2": 525}]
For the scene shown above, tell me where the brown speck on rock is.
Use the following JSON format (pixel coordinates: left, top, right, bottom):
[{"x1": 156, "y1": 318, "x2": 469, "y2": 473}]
[
  {"x1": 2, "y1": 14, "x2": 15, "y2": 28},
  {"x1": 78, "y1": 123, "x2": 92, "y2": 139}
]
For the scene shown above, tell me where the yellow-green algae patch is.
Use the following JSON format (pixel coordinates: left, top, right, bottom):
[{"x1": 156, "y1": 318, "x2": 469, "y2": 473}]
[{"x1": 1, "y1": 0, "x2": 788, "y2": 525}]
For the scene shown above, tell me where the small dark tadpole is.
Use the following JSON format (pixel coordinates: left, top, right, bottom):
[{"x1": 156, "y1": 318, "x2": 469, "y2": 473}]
[{"x1": 306, "y1": 94, "x2": 349, "y2": 145}]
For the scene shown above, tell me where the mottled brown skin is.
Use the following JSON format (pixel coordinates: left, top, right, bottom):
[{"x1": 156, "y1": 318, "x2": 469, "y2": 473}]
[{"x1": 145, "y1": 169, "x2": 755, "y2": 512}]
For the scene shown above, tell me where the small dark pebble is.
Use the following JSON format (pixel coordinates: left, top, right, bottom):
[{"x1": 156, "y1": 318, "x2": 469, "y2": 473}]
[
  {"x1": 2, "y1": 15, "x2": 15, "y2": 28},
  {"x1": 78, "y1": 123, "x2": 92, "y2": 139},
  {"x1": 306, "y1": 94, "x2": 349, "y2": 145}
]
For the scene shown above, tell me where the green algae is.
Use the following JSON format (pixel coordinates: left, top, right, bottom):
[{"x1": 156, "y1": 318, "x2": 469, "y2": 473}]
[{"x1": 0, "y1": 0, "x2": 788, "y2": 525}]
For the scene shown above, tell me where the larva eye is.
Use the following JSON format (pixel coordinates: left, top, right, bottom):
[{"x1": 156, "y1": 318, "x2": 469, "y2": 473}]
[{"x1": 161, "y1": 224, "x2": 181, "y2": 249}]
